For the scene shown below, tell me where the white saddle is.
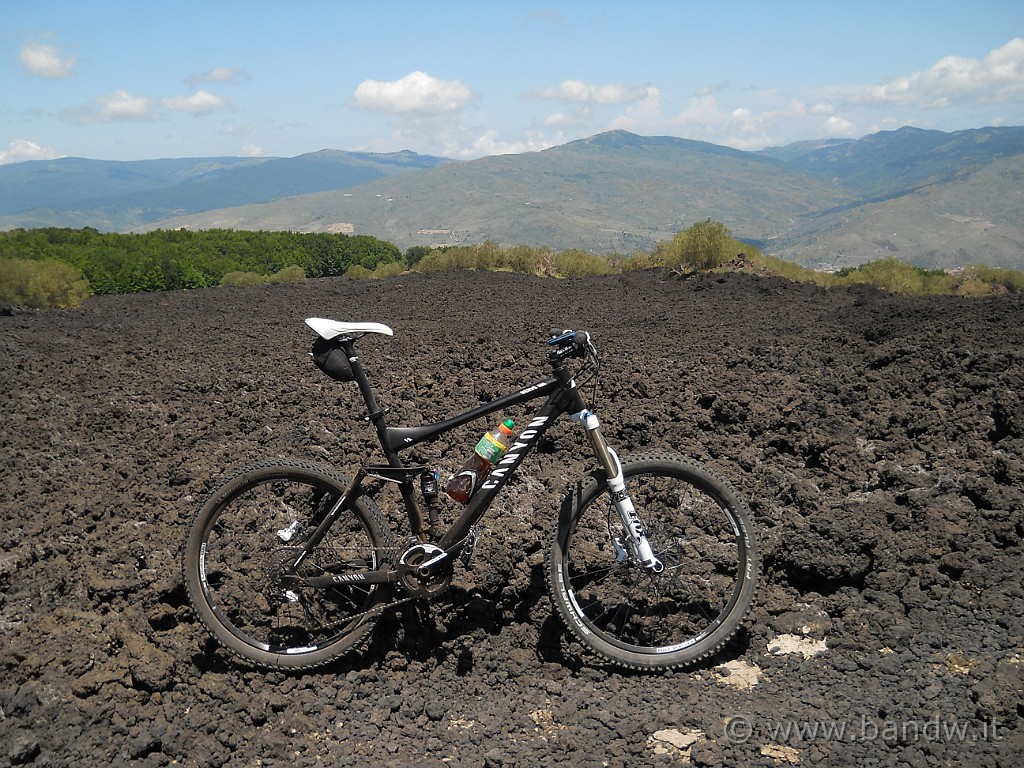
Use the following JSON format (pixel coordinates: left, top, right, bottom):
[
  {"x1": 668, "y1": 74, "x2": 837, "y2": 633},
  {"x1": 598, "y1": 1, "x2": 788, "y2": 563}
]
[{"x1": 305, "y1": 318, "x2": 394, "y2": 340}]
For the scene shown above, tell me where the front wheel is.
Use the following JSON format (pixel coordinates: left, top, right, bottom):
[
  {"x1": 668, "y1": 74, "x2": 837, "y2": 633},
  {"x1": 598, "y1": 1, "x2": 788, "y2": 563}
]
[
  {"x1": 547, "y1": 452, "x2": 759, "y2": 670},
  {"x1": 182, "y1": 459, "x2": 396, "y2": 670}
]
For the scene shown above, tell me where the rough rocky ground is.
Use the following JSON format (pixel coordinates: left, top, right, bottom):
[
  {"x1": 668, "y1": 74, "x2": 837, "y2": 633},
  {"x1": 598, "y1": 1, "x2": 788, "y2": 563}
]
[{"x1": 1, "y1": 270, "x2": 1022, "y2": 767}]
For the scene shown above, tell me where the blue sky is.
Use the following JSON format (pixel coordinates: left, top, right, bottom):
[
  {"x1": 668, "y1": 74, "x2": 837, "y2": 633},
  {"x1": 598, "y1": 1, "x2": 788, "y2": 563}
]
[{"x1": 3, "y1": 1, "x2": 1023, "y2": 164}]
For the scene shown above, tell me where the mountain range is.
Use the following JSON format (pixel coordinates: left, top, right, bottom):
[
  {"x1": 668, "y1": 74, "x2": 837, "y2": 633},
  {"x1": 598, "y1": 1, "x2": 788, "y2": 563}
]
[
  {"x1": 2, "y1": 126, "x2": 1022, "y2": 270},
  {"x1": 0, "y1": 150, "x2": 449, "y2": 232}
]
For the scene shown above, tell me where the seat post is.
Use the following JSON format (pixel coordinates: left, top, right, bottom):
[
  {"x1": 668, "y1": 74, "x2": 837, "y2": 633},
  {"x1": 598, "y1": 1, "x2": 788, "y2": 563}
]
[
  {"x1": 342, "y1": 338, "x2": 398, "y2": 462},
  {"x1": 341, "y1": 337, "x2": 426, "y2": 535}
]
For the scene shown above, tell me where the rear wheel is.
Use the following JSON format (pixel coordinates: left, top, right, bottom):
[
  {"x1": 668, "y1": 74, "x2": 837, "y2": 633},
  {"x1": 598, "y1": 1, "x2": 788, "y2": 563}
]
[
  {"x1": 547, "y1": 452, "x2": 759, "y2": 670},
  {"x1": 182, "y1": 460, "x2": 395, "y2": 670}
]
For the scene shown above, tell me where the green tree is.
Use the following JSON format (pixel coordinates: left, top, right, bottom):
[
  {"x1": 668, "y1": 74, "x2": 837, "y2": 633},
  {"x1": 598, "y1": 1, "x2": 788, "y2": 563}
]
[
  {"x1": 669, "y1": 219, "x2": 733, "y2": 271},
  {"x1": 404, "y1": 245, "x2": 431, "y2": 268},
  {"x1": 0, "y1": 227, "x2": 403, "y2": 294}
]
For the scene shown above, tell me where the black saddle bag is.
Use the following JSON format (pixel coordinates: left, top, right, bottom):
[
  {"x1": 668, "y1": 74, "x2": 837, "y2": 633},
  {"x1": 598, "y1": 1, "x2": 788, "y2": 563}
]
[{"x1": 310, "y1": 336, "x2": 355, "y2": 382}]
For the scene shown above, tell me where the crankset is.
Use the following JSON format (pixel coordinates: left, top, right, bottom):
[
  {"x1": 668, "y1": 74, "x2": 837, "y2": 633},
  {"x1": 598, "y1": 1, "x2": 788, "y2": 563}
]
[{"x1": 397, "y1": 542, "x2": 453, "y2": 599}]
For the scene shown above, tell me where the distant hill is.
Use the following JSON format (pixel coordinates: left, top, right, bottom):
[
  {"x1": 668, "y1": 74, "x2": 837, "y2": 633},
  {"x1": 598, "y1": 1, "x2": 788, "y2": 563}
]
[
  {"x1": 763, "y1": 125, "x2": 1024, "y2": 198},
  {"x1": 136, "y1": 131, "x2": 854, "y2": 256},
  {"x1": 766, "y1": 151, "x2": 1024, "y2": 269},
  {"x1": 0, "y1": 156, "x2": 262, "y2": 216},
  {"x1": 0, "y1": 150, "x2": 449, "y2": 231},
  {"x1": 4, "y1": 127, "x2": 1023, "y2": 269}
]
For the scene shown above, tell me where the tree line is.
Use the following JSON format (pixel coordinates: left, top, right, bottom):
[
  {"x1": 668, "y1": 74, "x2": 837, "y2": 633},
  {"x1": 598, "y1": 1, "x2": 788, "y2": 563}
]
[
  {"x1": 0, "y1": 228, "x2": 401, "y2": 296},
  {"x1": 2, "y1": 222, "x2": 1023, "y2": 310}
]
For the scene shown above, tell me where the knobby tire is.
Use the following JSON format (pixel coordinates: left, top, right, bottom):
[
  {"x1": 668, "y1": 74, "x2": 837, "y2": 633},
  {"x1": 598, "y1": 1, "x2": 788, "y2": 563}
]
[
  {"x1": 182, "y1": 459, "x2": 395, "y2": 670},
  {"x1": 547, "y1": 451, "x2": 759, "y2": 671}
]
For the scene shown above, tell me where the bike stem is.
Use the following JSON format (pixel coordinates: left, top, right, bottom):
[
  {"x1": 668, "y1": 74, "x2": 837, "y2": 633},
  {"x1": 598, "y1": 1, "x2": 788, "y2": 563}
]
[{"x1": 572, "y1": 408, "x2": 664, "y2": 573}]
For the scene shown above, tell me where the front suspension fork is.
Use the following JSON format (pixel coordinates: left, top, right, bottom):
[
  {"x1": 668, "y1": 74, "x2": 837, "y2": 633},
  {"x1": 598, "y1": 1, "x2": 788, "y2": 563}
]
[{"x1": 572, "y1": 410, "x2": 664, "y2": 573}]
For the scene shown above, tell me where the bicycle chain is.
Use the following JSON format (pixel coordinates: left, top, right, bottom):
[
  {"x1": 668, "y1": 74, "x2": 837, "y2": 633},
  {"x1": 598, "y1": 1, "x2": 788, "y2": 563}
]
[
  {"x1": 312, "y1": 593, "x2": 417, "y2": 634},
  {"x1": 293, "y1": 544, "x2": 418, "y2": 633}
]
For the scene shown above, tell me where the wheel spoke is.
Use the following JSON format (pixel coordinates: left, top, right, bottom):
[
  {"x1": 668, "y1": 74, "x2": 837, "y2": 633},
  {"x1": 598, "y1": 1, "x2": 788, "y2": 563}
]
[
  {"x1": 550, "y1": 454, "x2": 758, "y2": 669},
  {"x1": 184, "y1": 461, "x2": 395, "y2": 669}
]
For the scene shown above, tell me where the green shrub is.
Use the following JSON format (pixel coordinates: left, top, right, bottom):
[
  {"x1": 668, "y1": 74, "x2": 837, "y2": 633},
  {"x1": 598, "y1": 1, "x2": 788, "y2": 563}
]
[
  {"x1": 410, "y1": 243, "x2": 615, "y2": 278},
  {"x1": 0, "y1": 227, "x2": 401, "y2": 294},
  {"x1": 552, "y1": 249, "x2": 616, "y2": 278},
  {"x1": 757, "y1": 254, "x2": 822, "y2": 283},
  {"x1": 267, "y1": 264, "x2": 306, "y2": 284},
  {"x1": 620, "y1": 251, "x2": 664, "y2": 271},
  {"x1": 955, "y1": 276, "x2": 999, "y2": 297},
  {"x1": 0, "y1": 257, "x2": 90, "y2": 308},
  {"x1": 219, "y1": 271, "x2": 267, "y2": 287},
  {"x1": 963, "y1": 264, "x2": 1024, "y2": 293},
  {"x1": 404, "y1": 245, "x2": 431, "y2": 268},
  {"x1": 646, "y1": 220, "x2": 756, "y2": 273},
  {"x1": 344, "y1": 264, "x2": 372, "y2": 279},
  {"x1": 506, "y1": 245, "x2": 551, "y2": 275},
  {"x1": 413, "y1": 246, "x2": 482, "y2": 273},
  {"x1": 370, "y1": 261, "x2": 406, "y2": 279},
  {"x1": 9, "y1": 225, "x2": 1020, "y2": 301},
  {"x1": 833, "y1": 257, "x2": 959, "y2": 295},
  {"x1": 659, "y1": 219, "x2": 732, "y2": 271}
]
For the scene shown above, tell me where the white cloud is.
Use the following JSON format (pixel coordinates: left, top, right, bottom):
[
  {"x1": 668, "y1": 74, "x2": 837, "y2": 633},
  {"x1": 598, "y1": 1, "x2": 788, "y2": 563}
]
[
  {"x1": 0, "y1": 139, "x2": 61, "y2": 165},
  {"x1": 63, "y1": 88, "x2": 228, "y2": 124},
  {"x1": 61, "y1": 89, "x2": 155, "y2": 124},
  {"x1": 527, "y1": 79, "x2": 651, "y2": 105},
  {"x1": 162, "y1": 90, "x2": 227, "y2": 115},
  {"x1": 351, "y1": 71, "x2": 473, "y2": 116},
  {"x1": 831, "y1": 37, "x2": 1024, "y2": 107},
  {"x1": 727, "y1": 108, "x2": 771, "y2": 140},
  {"x1": 451, "y1": 129, "x2": 561, "y2": 159},
  {"x1": 95, "y1": 90, "x2": 156, "y2": 122},
  {"x1": 663, "y1": 93, "x2": 726, "y2": 128},
  {"x1": 617, "y1": 91, "x2": 778, "y2": 149},
  {"x1": 19, "y1": 41, "x2": 76, "y2": 78},
  {"x1": 596, "y1": 40, "x2": 1023, "y2": 150},
  {"x1": 240, "y1": 144, "x2": 264, "y2": 157},
  {"x1": 823, "y1": 115, "x2": 857, "y2": 137},
  {"x1": 544, "y1": 107, "x2": 594, "y2": 127},
  {"x1": 600, "y1": 37, "x2": 1022, "y2": 150},
  {"x1": 185, "y1": 67, "x2": 251, "y2": 86},
  {"x1": 606, "y1": 87, "x2": 663, "y2": 132}
]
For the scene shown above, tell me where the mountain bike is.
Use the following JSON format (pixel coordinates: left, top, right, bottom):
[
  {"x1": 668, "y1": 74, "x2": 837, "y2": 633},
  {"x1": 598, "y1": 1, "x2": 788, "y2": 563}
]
[{"x1": 182, "y1": 320, "x2": 759, "y2": 671}]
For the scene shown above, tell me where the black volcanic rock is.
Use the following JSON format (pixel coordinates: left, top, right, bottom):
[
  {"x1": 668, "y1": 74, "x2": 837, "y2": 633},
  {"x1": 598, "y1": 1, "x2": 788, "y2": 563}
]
[{"x1": 1, "y1": 270, "x2": 1021, "y2": 765}]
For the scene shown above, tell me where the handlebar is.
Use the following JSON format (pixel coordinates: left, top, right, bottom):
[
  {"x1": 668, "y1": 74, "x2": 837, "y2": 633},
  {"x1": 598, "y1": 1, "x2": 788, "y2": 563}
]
[{"x1": 546, "y1": 328, "x2": 599, "y2": 365}]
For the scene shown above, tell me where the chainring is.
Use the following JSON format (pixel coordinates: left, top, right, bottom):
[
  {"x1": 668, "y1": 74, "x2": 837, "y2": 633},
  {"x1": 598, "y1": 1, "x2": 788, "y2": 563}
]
[{"x1": 397, "y1": 543, "x2": 453, "y2": 599}]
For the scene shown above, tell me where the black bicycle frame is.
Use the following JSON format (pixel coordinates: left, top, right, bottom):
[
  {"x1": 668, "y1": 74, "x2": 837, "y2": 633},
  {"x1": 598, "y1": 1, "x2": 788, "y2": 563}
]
[{"x1": 296, "y1": 337, "x2": 588, "y2": 581}]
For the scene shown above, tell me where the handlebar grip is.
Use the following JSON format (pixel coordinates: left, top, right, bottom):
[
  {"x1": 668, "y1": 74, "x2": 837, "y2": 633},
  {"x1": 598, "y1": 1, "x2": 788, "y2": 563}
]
[
  {"x1": 573, "y1": 330, "x2": 597, "y2": 359},
  {"x1": 546, "y1": 328, "x2": 597, "y2": 362}
]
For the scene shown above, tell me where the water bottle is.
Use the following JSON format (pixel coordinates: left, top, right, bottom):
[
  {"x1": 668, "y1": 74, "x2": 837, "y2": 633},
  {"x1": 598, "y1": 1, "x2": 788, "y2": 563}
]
[{"x1": 445, "y1": 419, "x2": 515, "y2": 503}]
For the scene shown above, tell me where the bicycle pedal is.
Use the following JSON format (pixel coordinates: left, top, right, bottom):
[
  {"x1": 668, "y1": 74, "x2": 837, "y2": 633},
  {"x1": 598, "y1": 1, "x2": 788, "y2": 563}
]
[{"x1": 459, "y1": 529, "x2": 479, "y2": 567}]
